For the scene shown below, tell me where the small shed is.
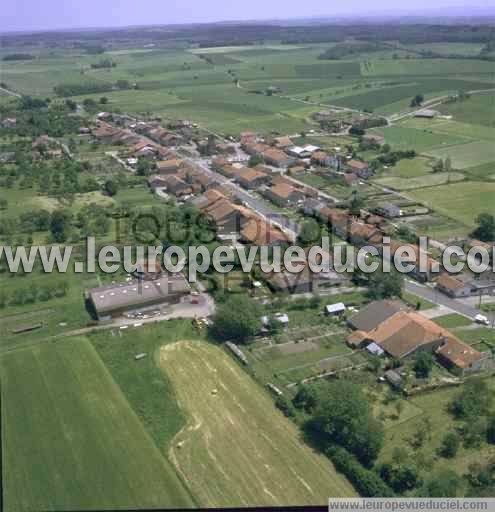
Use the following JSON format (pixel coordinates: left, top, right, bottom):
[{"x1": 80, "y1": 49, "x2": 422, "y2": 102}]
[
  {"x1": 384, "y1": 369, "x2": 403, "y2": 389},
  {"x1": 325, "y1": 302, "x2": 346, "y2": 316},
  {"x1": 366, "y1": 342, "x2": 384, "y2": 356}
]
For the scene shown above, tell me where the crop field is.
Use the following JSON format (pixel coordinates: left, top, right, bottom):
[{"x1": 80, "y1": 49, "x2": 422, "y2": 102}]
[
  {"x1": 1, "y1": 338, "x2": 194, "y2": 512},
  {"x1": 463, "y1": 162, "x2": 495, "y2": 180},
  {"x1": 438, "y1": 92, "x2": 495, "y2": 127},
  {"x1": 424, "y1": 140, "x2": 495, "y2": 169},
  {"x1": 408, "y1": 181, "x2": 495, "y2": 228},
  {"x1": 362, "y1": 58, "x2": 495, "y2": 77},
  {"x1": 160, "y1": 340, "x2": 356, "y2": 507},
  {"x1": 403, "y1": 42, "x2": 486, "y2": 57}
]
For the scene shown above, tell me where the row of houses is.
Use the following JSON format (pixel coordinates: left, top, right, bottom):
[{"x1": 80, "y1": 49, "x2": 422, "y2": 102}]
[
  {"x1": 240, "y1": 132, "x2": 373, "y2": 181},
  {"x1": 189, "y1": 187, "x2": 290, "y2": 245},
  {"x1": 312, "y1": 205, "x2": 440, "y2": 282},
  {"x1": 148, "y1": 162, "x2": 213, "y2": 198},
  {"x1": 347, "y1": 300, "x2": 490, "y2": 375},
  {"x1": 211, "y1": 157, "x2": 317, "y2": 208}
]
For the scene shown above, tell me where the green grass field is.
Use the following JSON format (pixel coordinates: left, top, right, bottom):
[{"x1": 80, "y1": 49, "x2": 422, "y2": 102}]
[
  {"x1": 381, "y1": 156, "x2": 433, "y2": 178},
  {"x1": 1, "y1": 337, "x2": 194, "y2": 511},
  {"x1": 160, "y1": 340, "x2": 356, "y2": 507},
  {"x1": 374, "y1": 172, "x2": 464, "y2": 191},
  {"x1": 438, "y1": 92, "x2": 495, "y2": 127},
  {"x1": 370, "y1": 124, "x2": 469, "y2": 151},
  {"x1": 408, "y1": 181, "x2": 495, "y2": 228},
  {"x1": 424, "y1": 140, "x2": 495, "y2": 169}
]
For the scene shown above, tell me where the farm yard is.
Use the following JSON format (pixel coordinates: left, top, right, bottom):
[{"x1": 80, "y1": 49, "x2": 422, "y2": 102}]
[{"x1": 160, "y1": 340, "x2": 356, "y2": 506}]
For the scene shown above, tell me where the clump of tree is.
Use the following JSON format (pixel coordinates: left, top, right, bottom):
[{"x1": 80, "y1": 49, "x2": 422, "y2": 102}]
[
  {"x1": 248, "y1": 154, "x2": 263, "y2": 167},
  {"x1": 418, "y1": 470, "x2": 460, "y2": 497},
  {"x1": 375, "y1": 149, "x2": 416, "y2": 167},
  {"x1": 2, "y1": 53, "x2": 35, "y2": 61},
  {"x1": 103, "y1": 179, "x2": 119, "y2": 197},
  {"x1": 209, "y1": 295, "x2": 262, "y2": 343},
  {"x1": 0, "y1": 281, "x2": 69, "y2": 308},
  {"x1": 54, "y1": 82, "x2": 114, "y2": 97},
  {"x1": 450, "y1": 379, "x2": 492, "y2": 420},
  {"x1": 82, "y1": 44, "x2": 105, "y2": 55},
  {"x1": 319, "y1": 42, "x2": 385, "y2": 60},
  {"x1": 308, "y1": 379, "x2": 384, "y2": 467},
  {"x1": 49, "y1": 209, "x2": 73, "y2": 243},
  {"x1": 380, "y1": 448, "x2": 421, "y2": 493},
  {"x1": 329, "y1": 446, "x2": 394, "y2": 497},
  {"x1": 19, "y1": 95, "x2": 48, "y2": 110},
  {"x1": 360, "y1": 268, "x2": 403, "y2": 301},
  {"x1": 410, "y1": 94, "x2": 424, "y2": 107},
  {"x1": 471, "y1": 213, "x2": 495, "y2": 242},
  {"x1": 90, "y1": 58, "x2": 116, "y2": 69},
  {"x1": 413, "y1": 352, "x2": 433, "y2": 379},
  {"x1": 439, "y1": 432, "x2": 460, "y2": 458}
]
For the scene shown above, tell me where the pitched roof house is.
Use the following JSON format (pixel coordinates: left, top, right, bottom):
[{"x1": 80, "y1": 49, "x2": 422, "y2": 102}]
[
  {"x1": 348, "y1": 300, "x2": 407, "y2": 332},
  {"x1": 237, "y1": 167, "x2": 271, "y2": 189},
  {"x1": 240, "y1": 219, "x2": 289, "y2": 246},
  {"x1": 264, "y1": 182, "x2": 305, "y2": 207},
  {"x1": 156, "y1": 159, "x2": 184, "y2": 175},
  {"x1": 262, "y1": 148, "x2": 294, "y2": 168}
]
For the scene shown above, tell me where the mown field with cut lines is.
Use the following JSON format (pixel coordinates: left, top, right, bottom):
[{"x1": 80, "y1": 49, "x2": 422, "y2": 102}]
[{"x1": 160, "y1": 340, "x2": 356, "y2": 507}]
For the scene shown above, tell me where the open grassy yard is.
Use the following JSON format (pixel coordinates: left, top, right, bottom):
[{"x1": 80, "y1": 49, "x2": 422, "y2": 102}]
[
  {"x1": 433, "y1": 313, "x2": 473, "y2": 329},
  {"x1": 1, "y1": 337, "x2": 194, "y2": 512},
  {"x1": 378, "y1": 380, "x2": 495, "y2": 487},
  {"x1": 160, "y1": 340, "x2": 356, "y2": 507},
  {"x1": 381, "y1": 156, "x2": 433, "y2": 178},
  {"x1": 408, "y1": 181, "x2": 495, "y2": 228}
]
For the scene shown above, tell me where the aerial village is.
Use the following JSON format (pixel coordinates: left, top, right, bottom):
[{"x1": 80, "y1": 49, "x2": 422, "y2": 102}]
[{"x1": 77, "y1": 108, "x2": 495, "y2": 388}]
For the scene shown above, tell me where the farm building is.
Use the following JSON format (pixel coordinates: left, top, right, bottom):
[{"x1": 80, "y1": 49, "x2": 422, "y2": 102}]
[
  {"x1": 87, "y1": 273, "x2": 190, "y2": 320},
  {"x1": 376, "y1": 202, "x2": 401, "y2": 218},
  {"x1": 348, "y1": 299, "x2": 407, "y2": 332},
  {"x1": 414, "y1": 109, "x2": 439, "y2": 119}
]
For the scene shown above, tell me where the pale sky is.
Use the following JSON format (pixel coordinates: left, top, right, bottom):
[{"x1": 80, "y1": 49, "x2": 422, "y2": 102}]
[{"x1": 1, "y1": 0, "x2": 492, "y2": 33}]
